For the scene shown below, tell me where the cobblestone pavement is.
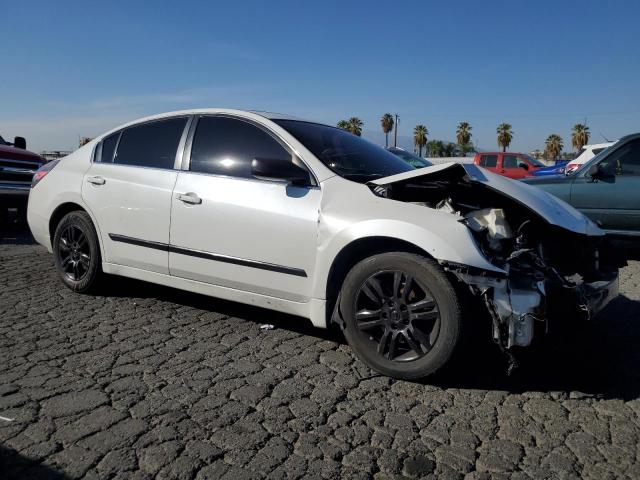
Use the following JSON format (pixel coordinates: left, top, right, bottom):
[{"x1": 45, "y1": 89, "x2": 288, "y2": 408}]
[{"x1": 1, "y1": 222, "x2": 639, "y2": 479}]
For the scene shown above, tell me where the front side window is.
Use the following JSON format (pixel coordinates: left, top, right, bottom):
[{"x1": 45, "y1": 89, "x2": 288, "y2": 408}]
[
  {"x1": 190, "y1": 116, "x2": 292, "y2": 179},
  {"x1": 502, "y1": 155, "x2": 519, "y2": 168},
  {"x1": 114, "y1": 117, "x2": 187, "y2": 169},
  {"x1": 598, "y1": 139, "x2": 640, "y2": 176},
  {"x1": 480, "y1": 155, "x2": 498, "y2": 167},
  {"x1": 274, "y1": 120, "x2": 413, "y2": 182}
]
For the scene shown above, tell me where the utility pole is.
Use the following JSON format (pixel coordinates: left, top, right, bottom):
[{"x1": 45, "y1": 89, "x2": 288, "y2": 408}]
[{"x1": 393, "y1": 114, "x2": 399, "y2": 148}]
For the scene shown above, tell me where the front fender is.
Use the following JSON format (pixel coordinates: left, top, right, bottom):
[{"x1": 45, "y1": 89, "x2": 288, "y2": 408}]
[{"x1": 311, "y1": 216, "x2": 503, "y2": 300}]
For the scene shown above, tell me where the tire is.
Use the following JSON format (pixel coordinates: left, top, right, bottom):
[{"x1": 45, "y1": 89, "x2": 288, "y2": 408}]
[
  {"x1": 340, "y1": 252, "x2": 463, "y2": 380},
  {"x1": 52, "y1": 211, "x2": 103, "y2": 293}
]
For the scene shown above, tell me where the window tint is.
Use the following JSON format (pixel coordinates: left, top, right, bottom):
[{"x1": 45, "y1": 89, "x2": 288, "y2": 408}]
[
  {"x1": 599, "y1": 139, "x2": 640, "y2": 176},
  {"x1": 502, "y1": 155, "x2": 519, "y2": 168},
  {"x1": 480, "y1": 155, "x2": 497, "y2": 167},
  {"x1": 592, "y1": 147, "x2": 605, "y2": 155},
  {"x1": 114, "y1": 117, "x2": 187, "y2": 169},
  {"x1": 190, "y1": 116, "x2": 291, "y2": 178},
  {"x1": 98, "y1": 132, "x2": 120, "y2": 163}
]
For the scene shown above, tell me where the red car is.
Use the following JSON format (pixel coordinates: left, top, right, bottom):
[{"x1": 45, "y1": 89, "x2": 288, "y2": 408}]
[
  {"x1": 473, "y1": 152, "x2": 545, "y2": 179},
  {"x1": 0, "y1": 134, "x2": 47, "y2": 221}
]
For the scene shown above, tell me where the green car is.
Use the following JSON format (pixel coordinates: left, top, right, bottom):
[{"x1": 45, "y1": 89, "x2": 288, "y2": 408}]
[{"x1": 523, "y1": 133, "x2": 640, "y2": 237}]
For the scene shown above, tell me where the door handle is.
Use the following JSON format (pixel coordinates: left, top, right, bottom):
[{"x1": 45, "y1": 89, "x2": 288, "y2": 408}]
[
  {"x1": 177, "y1": 192, "x2": 202, "y2": 205},
  {"x1": 87, "y1": 176, "x2": 106, "y2": 185}
]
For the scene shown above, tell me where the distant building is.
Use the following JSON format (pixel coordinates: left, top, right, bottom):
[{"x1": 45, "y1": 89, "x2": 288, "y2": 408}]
[
  {"x1": 41, "y1": 151, "x2": 71, "y2": 161},
  {"x1": 79, "y1": 137, "x2": 93, "y2": 147}
]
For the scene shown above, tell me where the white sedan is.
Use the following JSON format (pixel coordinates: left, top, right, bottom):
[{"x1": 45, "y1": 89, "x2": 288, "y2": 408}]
[
  {"x1": 565, "y1": 141, "x2": 616, "y2": 173},
  {"x1": 27, "y1": 109, "x2": 619, "y2": 379}
]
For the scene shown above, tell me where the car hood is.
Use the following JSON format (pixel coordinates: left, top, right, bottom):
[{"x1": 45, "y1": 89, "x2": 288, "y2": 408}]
[{"x1": 370, "y1": 162, "x2": 602, "y2": 236}]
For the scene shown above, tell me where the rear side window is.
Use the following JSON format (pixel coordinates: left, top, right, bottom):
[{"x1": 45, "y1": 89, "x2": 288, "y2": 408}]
[
  {"x1": 114, "y1": 117, "x2": 187, "y2": 169},
  {"x1": 479, "y1": 155, "x2": 497, "y2": 167},
  {"x1": 97, "y1": 132, "x2": 120, "y2": 163},
  {"x1": 190, "y1": 116, "x2": 290, "y2": 178}
]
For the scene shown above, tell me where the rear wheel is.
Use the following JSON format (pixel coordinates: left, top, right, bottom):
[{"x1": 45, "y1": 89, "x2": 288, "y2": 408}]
[
  {"x1": 340, "y1": 252, "x2": 463, "y2": 380},
  {"x1": 53, "y1": 211, "x2": 103, "y2": 293}
]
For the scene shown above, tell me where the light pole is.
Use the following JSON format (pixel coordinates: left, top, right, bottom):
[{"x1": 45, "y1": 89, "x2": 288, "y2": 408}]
[{"x1": 393, "y1": 114, "x2": 399, "y2": 148}]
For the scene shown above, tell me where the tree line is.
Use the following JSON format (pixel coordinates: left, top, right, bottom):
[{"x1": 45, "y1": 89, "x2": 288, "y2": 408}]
[{"x1": 336, "y1": 115, "x2": 592, "y2": 160}]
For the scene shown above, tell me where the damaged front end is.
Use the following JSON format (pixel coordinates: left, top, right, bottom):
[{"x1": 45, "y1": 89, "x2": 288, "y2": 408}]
[{"x1": 369, "y1": 163, "x2": 621, "y2": 363}]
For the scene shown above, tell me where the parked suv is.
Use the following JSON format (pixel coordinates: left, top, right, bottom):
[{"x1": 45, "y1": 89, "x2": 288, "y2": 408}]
[
  {"x1": 474, "y1": 152, "x2": 545, "y2": 179},
  {"x1": 27, "y1": 109, "x2": 619, "y2": 380},
  {"x1": 0, "y1": 134, "x2": 47, "y2": 221}
]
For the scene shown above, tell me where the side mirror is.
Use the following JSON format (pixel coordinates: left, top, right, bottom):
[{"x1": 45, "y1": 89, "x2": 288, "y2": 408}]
[
  {"x1": 251, "y1": 157, "x2": 311, "y2": 186},
  {"x1": 587, "y1": 164, "x2": 603, "y2": 181},
  {"x1": 519, "y1": 163, "x2": 529, "y2": 171},
  {"x1": 14, "y1": 136, "x2": 26, "y2": 149}
]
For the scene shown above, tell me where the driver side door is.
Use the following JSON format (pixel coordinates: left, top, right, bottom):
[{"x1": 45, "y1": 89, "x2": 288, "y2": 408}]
[
  {"x1": 570, "y1": 138, "x2": 640, "y2": 235},
  {"x1": 501, "y1": 155, "x2": 529, "y2": 179}
]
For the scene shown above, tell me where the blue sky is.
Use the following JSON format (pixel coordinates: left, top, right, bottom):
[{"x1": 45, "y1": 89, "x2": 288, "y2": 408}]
[{"x1": 1, "y1": 0, "x2": 639, "y2": 152}]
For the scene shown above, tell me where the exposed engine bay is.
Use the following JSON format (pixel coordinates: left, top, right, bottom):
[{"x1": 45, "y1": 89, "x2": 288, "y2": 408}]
[{"x1": 369, "y1": 164, "x2": 621, "y2": 370}]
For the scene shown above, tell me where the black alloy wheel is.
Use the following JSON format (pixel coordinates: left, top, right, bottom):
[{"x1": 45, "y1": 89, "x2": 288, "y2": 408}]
[
  {"x1": 354, "y1": 269, "x2": 440, "y2": 362},
  {"x1": 340, "y1": 252, "x2": 463, "y2": 380}
]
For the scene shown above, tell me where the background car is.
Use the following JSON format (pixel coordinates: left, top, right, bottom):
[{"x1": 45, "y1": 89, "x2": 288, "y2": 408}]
[
  {"x1": 473, "y1": 151, "x2": 545, "y2": 179},
  {"x1": 531, "y1": 159, "x2": 569, "y2": 176},
  {"x1": 523, "y1": 133, "x2": 640, "y2": 237},
  {"x1": 565, "y1": 141, "x2": 616, "y2": 173},
  {"x1": 387, "y1": 147, "x2": 433, "y2": 168},
  {"x1": 0, "y1": 134, "x2": 47, "y2": 223}
]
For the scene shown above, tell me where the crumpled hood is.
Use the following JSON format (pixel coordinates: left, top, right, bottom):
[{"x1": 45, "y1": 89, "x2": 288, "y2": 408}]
[{"x1": 370, "y1": 162, "x2": 603, "y2": 236}]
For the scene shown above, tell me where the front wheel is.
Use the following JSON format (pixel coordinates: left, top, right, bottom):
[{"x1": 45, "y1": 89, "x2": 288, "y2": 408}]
[
  {"x1": 340, "y1": 252, "x2": 463, "y2": 380},
  {"x1": 53, "y1": 211, "x2": 103, "y2": 293}
]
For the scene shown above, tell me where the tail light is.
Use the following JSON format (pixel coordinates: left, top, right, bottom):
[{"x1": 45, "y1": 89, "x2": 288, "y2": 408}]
[{"x1": 31, "y1": 159, "x2": 60, "y2": 188}]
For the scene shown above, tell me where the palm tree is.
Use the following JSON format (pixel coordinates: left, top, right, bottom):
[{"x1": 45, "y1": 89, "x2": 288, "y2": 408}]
[
  {"x1": 427, "y1": 140, "x2": 443, "y2": 157},
  {"x1": 337, "y1": 120, "x2": 349, "y2": 131},
  {"x1": 544, "y1": 134, "x2": 564, "y2": 161},
  {"x1": 456, "y1": 122, "x2": 472, "y2": 154},
  {"x1": 381, "y1": 113, "x2": 394, "y2": 147},
  {"x1": 347, "y1": 117, "x2": 363, "y2": 136},
  {"x1": 571, "y1": 123, "x2": 590, "y2": 151},
  {"x1": 413, "y1": 125, "x2": 428, "y2": 157},
  {"x1": 496, "y1": 123, "x2": 513, "y2": 152}
]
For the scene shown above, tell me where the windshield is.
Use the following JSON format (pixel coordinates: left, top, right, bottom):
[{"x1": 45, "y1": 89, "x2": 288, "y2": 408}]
[
  {"x1": 388, "y1": 148, "x2": 433, "y2": 168},
  {"x1": 523, "y1": 155, "x2": 546, "y2": 167},
  {"x1": 274, "y1": 120, "x2": 413, "y2": 182}
]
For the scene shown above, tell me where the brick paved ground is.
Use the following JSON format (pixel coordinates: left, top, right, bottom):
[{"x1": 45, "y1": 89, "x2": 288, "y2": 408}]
[{"x1": 1, "y1": 221, "x2": 639, "y2": 479}]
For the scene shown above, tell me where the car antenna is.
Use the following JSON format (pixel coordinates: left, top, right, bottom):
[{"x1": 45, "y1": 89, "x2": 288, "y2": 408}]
[{"x1": 600, "y1": 132, "x2": 612, "y2": 142}]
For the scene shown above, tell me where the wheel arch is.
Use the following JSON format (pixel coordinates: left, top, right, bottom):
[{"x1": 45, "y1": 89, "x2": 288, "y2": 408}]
[
  {"x1": 49, "y1": 202, "x2": 105, "y2": 260},
  {"x1": 323, "y1": 236, "x2": 435, "y2": 326}
]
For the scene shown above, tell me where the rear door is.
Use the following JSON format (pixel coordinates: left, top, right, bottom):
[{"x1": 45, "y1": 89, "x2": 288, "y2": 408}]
[
  {"x1": 169, "y1": 115, "x2": 321, "y2": 302},
  {"x1": 570, "y1": 138, "x2": 640, "y2": 234},
  {"x1": 82, "y1": 116, "x2": 189, "y2": 273}
]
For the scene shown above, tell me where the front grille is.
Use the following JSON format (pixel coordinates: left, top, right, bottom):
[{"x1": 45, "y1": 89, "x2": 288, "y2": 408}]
[{"x1": 0, "y1": 158, "x2": 43, "y2": 184}]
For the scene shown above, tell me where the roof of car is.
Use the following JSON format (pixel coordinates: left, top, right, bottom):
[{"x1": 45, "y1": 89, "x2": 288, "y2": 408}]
[{"x1": 94, "y1": 108, "x2": 325, "y2": 142}]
